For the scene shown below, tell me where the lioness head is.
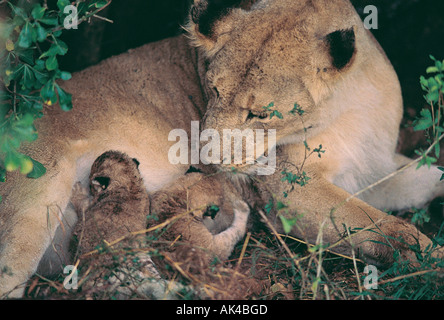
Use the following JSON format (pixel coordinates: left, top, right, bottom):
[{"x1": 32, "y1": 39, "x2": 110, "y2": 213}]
[{"x1": 187, "y1": 0, "x2": 373, "y2": 174}]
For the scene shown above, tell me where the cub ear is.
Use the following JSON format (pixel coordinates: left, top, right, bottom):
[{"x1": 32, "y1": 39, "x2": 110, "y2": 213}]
[
  {"x1": 324, "y1": 28, "x2": 356, "y2": 70},
  {"x1": 188, "y1": 0, "x2": 257, "y2": 53},
  {"x1": 132, "y1": 158, "x2": 140, "y2": 168}
]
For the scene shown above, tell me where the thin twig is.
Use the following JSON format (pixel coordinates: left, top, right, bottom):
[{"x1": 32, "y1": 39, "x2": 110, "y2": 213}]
[
  {"x1": 338, "y1": 133, "x2": 444, "y2": 207},
  {"x1": 378, "y1": 268, "x2": 444, "y2": 286},
  {"x1": 80, "y1": 205, "x2": 206, "y2": 259},
  {"x1": 227, "y1": 232, "x2": 251, "y2": 290},
  {"x1": 257, "y1": 209, "x2": 298, "y2": 262}
]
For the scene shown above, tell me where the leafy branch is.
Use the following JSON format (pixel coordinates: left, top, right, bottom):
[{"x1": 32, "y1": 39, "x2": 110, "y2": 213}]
[{"x1": 0, "y1": 0, "x2": 111, "y2": 186}]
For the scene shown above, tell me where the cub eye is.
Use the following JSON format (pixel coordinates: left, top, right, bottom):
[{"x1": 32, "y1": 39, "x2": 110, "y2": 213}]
[
  {"x1": 91, "y1": 176, "x2": 110, "y2": 194},
  {"x1": 246, "y1": 110, "x2": 268, "y2": 122}
]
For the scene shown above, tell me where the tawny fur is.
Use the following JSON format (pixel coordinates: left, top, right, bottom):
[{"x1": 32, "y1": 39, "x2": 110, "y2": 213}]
[
  {"x1": 70, "y1": 151, "x2": 149, "y2": 256},
  {"x1": 186, "y1": 0, "x2": 444, "y2": 265},
  {"x1": 149, "y1": 172, "x2": 250, "y2": 262},
  {"x1": 70, "y1": 151, "x2": 248, "y2": 298},
  {"x1": 1, "y1": 0, "x2": 444, "y2": 297},
  {"x1": 69, "y1": 151, "x2": 161, "y2": 298}
]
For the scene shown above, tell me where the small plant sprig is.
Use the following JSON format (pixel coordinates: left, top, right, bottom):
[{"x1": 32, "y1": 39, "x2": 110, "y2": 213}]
[
  {"x1": 402, "y1": 56, "x2": 444, "y2": 226},
  {"x1": 281, "y1": 103, "x2": 325, "y2": 197},
  {"x1": 262, "y1": 102, "x2": 325, "y2": 234},
  {"x1": 413, "y1": 55, "x2": 444, "y2": 168},
  {"x1": 262, "y1": 102, "x2": 283, "y2": 120},
  {"x1": 0, "y1": 0, "x2": 111, "y2": 187}
]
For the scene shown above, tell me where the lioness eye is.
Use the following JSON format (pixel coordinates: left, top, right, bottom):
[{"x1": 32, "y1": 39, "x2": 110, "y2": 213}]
[
  {"x1": 213, "y1": 87, "x2": 220, "y2": 98},
  {"x1": 247, "y1": 110, "x2": 268, "y2": 121}
]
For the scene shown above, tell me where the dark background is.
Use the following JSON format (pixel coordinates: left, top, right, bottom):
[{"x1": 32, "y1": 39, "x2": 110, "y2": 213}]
[{"x1": 58, "y1": 0, "x2": 444, "y2": 155}]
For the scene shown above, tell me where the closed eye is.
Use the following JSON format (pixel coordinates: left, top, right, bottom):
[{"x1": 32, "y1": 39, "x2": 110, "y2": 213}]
[
  {"x1": 91, "y1": 176, "x2": 111, "y2": 194},
  {"x1": 213, "y1": 87, "x2": 220, "y2": 98},
  {"x1": 246, "y1": 110, "x2": 268, "y2": 121}
]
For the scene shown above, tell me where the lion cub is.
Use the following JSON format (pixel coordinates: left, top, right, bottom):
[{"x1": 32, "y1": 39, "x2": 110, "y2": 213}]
[
  {"x1": 149, "y1": 171, "x2": 251, "y2": 262},
  {"x1": 70, "y1": 151, "x2": 250, "y2": 298},
  {"x1": 70, "y1": 151, "x2": 162, "y2": 298},
  {"x1": 71, "y1": 151, "x2": 149, "y2": 254}
]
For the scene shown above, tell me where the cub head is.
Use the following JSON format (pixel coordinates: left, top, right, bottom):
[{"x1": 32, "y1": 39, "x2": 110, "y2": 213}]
[
  {"x1": 89, "y1": 151, "x2": 142, "y2": 197},
  {"x1": 187, "y1": 0, "x2": 372, "y2": 174}
]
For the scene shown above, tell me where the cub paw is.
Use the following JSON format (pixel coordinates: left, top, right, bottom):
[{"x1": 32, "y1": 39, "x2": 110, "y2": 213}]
[
  {"x1": 232, "y1": 200, "x2": 250, "y2": 222},
  {"x1": 70, "y1": 182, "x2": 91, "y2": 213}
]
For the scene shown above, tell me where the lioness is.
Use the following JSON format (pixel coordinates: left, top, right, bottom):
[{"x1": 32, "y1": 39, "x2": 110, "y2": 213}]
[
  {"x1": 186, "y1": 0, "x2": 444, "y2": 264},
  {"x1": 1, "y1": 0, "x2": 443, "y2": 298}
]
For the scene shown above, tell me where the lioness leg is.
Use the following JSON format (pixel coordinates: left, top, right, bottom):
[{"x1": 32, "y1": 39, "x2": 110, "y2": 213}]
[
  {"x1": 0, "y1": 157, "x2": 78, "y2": 298},
  {"x1": 358, "y1": 153, "x2": 444, "y2": 211},
  {"x1": 261, "y1": 171, "x2": 443, "y2": 266}
]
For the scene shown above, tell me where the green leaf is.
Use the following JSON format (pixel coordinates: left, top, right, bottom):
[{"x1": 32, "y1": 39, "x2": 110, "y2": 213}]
[
  {"x1": 11, "y1": 114, "x2": 37, "y2": 143},
  {"x1": 46, "y1": 55, "x2": 58, "y2": 71},
  {"x1": 270, "y1": 110, "x2": 283, "y2": 120},
  {"x1": 435, "y1": 143, "x2": 441, "y2": 159},
  {"x1": 289, "y1": 103, "x2": 304, "y2": 116},
  {"x1": 33, "y1": 67, "x2": 49, "y2": 85},
  {"x1": 55, "y1": 40, "x2": 68, "y2": 56},
  {"x1": 0, "y1": 167, "x2": 6, "y2": 183},
  {"x1": 264, "y1": 198, "x2": 273, "y2": 214},
  {"x1": 9, "y1": 3, "x2": 28, "y2": 19},
  {"x1": 420, "y1": 76, "x2": 428, "y2": 90},
  {"x1": 262, "y1": 102, "x2": 274, "y2": 112},
  {"x1": 60, "y1": 71, "x2": 72, "y2": 81},
  {"x1": 276, "y1": 201, "x2": 288, "y2": 211},
  {"x1": 39, "y1": 41, "x2": 68, "y2": 59},
  {"x1": 22, "y1": 65, "x2": 36, "y2": 89},
  {"x1": 39, "y1": 17, "x2": 59, "y2": 26},
  {"x1": 31, "y1": 4, "x2": 46, "y2": 20},
  {"x1": 18, "y1": 22, "x2": 32, "y2": 48},
  {"x1": 41, "y1": 80, "x2": 56, "y2": 102},
  {"x1": 95, "y1": 0, "x2": 109, "y2": 9},
  {"x1": 426, "y1": 66, "x2": 439, "y2": 74},
  {"x1": 426, "y1": 90, "x2": 439, "y2": 104},
  {"x1": 27, "y1": 158, "x2": 46, "y2": 179},
  {"x1": 15, "y1": 112, "x2": 35, "y2": 127},
  {"x1": 57, "y1": 0, "x2": 71, "y2": 11},
  {"x1": 35, "y1": 22, "x2": 47, "y2": 42},
  {"x1": 438, "y1": 167, "x2": 444, "y2": 181},
  {"x1": 279, "y1": 215, "x2": 298, "y2": 234},
  {"x1": 413, "y1": 109, "x2": 433, "y2": 131},
  {"x1": 56, "y1": 84, "x2": 73, "y2": 111}
]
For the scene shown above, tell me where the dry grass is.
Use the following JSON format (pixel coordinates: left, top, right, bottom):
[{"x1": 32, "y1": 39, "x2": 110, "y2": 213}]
[{"x1": 23, "y1": 197, "x2": 444, "y2": 300}]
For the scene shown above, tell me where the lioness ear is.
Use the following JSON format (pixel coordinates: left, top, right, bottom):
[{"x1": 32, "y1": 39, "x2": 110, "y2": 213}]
[
  {"x1": 188, "y1": 0, "x2": 257, "y2": 53},
  {"x1": 324, "y1": 28, "x2": 356, "y2": 70}
]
